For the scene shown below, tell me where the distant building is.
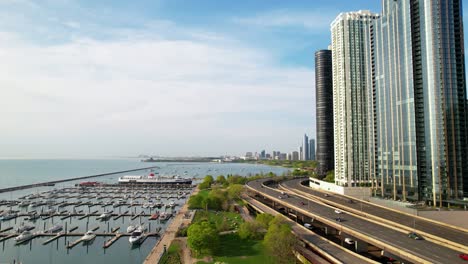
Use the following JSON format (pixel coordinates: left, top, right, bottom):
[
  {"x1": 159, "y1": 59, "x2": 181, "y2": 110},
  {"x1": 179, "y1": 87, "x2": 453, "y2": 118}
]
[
  {"x1": 260, "y1": 150, "x2": 266, "y2": 159},
  {"x1": 279, "y1": 153, "x2": 287, "y2": 160},
  {"x1": 315, "y1": 49, "x2": 334, "y2": 177},
  {"x1": 292, "y1": 151, "x2": 299, "y2": 161},
  {"x1": 309, "y1": 139, "x2": 316, "y2": 161},
  {"x1": 299, "y1": 146, "x2": 303, "y2": 161},
  {"x1": 287, "y1": 153, "x2": 292, "y2": 161},
  {"x1": 303, "y1": 134, "x2": 309, "y2": 160}
]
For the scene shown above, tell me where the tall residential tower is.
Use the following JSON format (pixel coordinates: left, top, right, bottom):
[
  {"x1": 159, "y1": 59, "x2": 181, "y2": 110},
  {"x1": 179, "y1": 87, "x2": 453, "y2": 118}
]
[
  {"x1": 369, "y1": 0, "x2": 468, "y2": 205},
  {"x1": 331, "y1": 10, "x2": 379, "y2": 186},
  {"x1": 315, "y1": 50, "x2": 334, "y2": 177}
]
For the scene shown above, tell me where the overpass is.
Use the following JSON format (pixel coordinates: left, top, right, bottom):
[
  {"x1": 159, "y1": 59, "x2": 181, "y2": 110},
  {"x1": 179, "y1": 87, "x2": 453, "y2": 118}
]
[
  {"x1": 280, "y1": 178, "x2": 468, "y2": 252},
  {"x1": 243, "y1": 195, "x2": 377, "y2": 264},
  {"x1": 246, "y1": 178, "x2": 467, "y2": 264}
]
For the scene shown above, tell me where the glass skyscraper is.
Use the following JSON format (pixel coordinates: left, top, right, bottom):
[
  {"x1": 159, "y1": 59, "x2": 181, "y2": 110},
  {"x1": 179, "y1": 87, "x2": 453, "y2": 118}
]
[
  {"x1": 315, "y1": 50, "x2": 334, "y2": 177},
  {"x1": 369, "y1": 0, "x2": 468, "y2": 205},
  {"x1": 331, "y1": 10, "x2": 379, "y2": 187}
]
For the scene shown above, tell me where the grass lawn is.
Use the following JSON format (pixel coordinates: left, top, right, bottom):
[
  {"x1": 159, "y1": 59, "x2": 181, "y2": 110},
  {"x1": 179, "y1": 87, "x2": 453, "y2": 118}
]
[
  {"x1": 160, "y1": 240, "x2": 183, "y2": 264},
  {"x1": 194, "y1": 210, "x2": 243, "y2": 231},
  {"x1": 196, "y1": 233, "x2": 272, "y2": 264}
]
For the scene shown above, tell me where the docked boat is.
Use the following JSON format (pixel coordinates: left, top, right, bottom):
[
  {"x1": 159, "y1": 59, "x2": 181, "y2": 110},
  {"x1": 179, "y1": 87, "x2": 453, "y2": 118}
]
[
  {"x1": 44, "y1": 224, "x2": 63, "y2": 233},
  {"x1": 15, "y1": 230, "x2": 34, "y2": 243},
  {"x1": 0, "y1": 212, "x2": 17, "y2": 221},
  {"x1": 81, "y1": 230, "x2": 96, "y2": 241},
  {"x1": 18, "y1": 201, "x2": 31, "y2": 207},
  {"x1": 127, "y1": 224, "x2": 137, "y2": 233},
  {"x1": 129, "y1": 230, "x2": 144, "y2": 244},
  {"x1": 16, "y1": 224, "x2": 35, "y2": 233},
  {"x1": 159, "y1": 212, "x2": 172, "y2": 221},
  {"x1": 27, "y1": 212, "x2": 40, "y2": 221},
  {"x1": 118, "y1": 173, "x2": 192, "y2": 185},
  {"x1": 149, "y1": 212, "x2": 159, "y2": 220},
  {"x1": 97, "y1": 211, "x2": 112, "y2": 220}
]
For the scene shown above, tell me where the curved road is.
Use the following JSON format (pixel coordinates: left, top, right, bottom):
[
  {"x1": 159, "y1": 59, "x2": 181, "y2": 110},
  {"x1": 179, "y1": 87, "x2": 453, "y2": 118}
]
[
  {"x1": 244, "y1": 195, "x2": 375, "y2": 264},
  {"x1": 281, "y1": 178, "x2": 468, "y2": 249},
  {"x1": 246, "y1": 178, "x2": 467, "y2": 264}
]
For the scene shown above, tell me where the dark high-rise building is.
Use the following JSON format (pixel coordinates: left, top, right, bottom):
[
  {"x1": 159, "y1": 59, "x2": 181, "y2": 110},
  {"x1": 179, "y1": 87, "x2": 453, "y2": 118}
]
[
  {"x1": 303, "y1": 134, "x2": 309, "y2": 160},
  {"x1": 369, "y1": 0, "x2": 468, "y2": 205},
  {"x1": 309, "y1": 139, "x2": 316, "y2": 160},
  {"x1": 315, "y1": 49, "x2": 334, "y2": 177}
]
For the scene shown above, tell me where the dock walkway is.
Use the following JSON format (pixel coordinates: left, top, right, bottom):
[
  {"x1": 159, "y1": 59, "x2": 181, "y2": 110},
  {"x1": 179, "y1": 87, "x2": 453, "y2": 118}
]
[{"x1": 143, "y1": 188, "x2": 198, "y2": 264}]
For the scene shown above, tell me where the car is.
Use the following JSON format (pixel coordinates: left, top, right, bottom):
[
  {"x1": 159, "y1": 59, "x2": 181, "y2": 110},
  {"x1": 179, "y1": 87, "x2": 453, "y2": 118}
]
[
  {"x1": 459, "y1": 253, "x2": 468, "y2": 261},
  {"x1": 303, "y1": 223, "x2": 314, "y2": 230},
  {"x1": 300, "y1": 201, "x2": 306, "y2": 205},
  {"x1": 347, "y1": 199, "x2": 354, "y2": 204},
  {"x1": 278, "y1": 195, "x2": 283, "y2": 199},
  {"x1": 344, "y1": 238, "x2": 355, "y2": 244},
  {"x1": 334, "y1": 209, "x2": 342, "y2": 214},
  {"x1": 324, "y1": 193, "x2": 330, "y2": 197},
  {"x1": 335, "y1": 217, "x2": 343, "y2": 222},
  {"x1": 407, "y1": 232, "x2": 423, "y2": 240}
]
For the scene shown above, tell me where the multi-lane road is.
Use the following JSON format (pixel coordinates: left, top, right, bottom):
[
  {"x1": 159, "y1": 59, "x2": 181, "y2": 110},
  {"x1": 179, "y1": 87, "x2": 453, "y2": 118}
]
[
  {"x1": 244, "y1": 195, "x2": 376, "y2": 264},
  {"x1": 246, "y1": 178, "x2": 468, "y2": 264},
  {"x1": 280, "y1": 178, "x2": 468, "y2": 249}
]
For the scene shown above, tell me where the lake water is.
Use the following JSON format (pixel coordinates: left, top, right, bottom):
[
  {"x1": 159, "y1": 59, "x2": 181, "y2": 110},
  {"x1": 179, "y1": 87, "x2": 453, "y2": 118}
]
[{"x1": 0, "y1": 159, "x2": 289, "y2": 264}]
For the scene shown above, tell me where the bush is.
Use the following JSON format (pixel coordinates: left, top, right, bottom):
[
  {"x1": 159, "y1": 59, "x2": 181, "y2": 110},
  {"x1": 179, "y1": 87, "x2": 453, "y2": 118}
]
[
  {"x1": 256, "y1": 213, "x2": 274, "y2": 229},
  {"x1": 238, "y1": 221, "x2": 264, "y2": 240}
]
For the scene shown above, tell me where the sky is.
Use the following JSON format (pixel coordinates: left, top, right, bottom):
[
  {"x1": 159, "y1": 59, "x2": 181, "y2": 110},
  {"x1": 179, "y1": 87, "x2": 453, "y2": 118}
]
[{"x1": 0, "y1": 0, "x2": 467, "y2": 158}]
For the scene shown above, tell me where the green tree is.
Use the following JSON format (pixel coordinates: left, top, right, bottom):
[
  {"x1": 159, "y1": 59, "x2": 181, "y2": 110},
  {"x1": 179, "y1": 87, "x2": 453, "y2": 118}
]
[
  {"x1": 238, "y1": 221, "x2": 264, "y2": 240},
  {"x1": 227, "y1": 184, "x2": 244, "y2": 200},
  {"x1": 324, "y1": 170, "x2": 334, "y2": 183},
  {"x1": 187, "y1": 221, "x2": 219, "y2": 256},
  {"x1": 216, "y1": 175, "x2": 227, "y2": 186},
  {"x1": 198, "y1": 181, "x2": 211, "y2": 190},
  {"x1": 264, "y1": 220, "x2": 296, "y2": 264},
  {"x1": 188, "y1": 194, "x2": 204, "y2": 209},
  {"x1": 203, "y1": 175, "x2": 214, "y2": 185},
  {"x1": 227, "y1": 175, "x2": 247, "y2": 185},
  {"x1": 256, "y1": 213, "x2": 275, "y2": 229}
]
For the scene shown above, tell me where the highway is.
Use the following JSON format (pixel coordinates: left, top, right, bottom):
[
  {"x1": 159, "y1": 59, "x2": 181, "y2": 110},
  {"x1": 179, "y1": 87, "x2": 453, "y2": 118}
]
[
  {"x1": 246, "y1": 178, "x2": 467, "y2": 264},
  {"x1": 243, "y1": 195, "x2": 376, "y2": 264},
  {"x1": 280, "y1": 178, "x2": 468, "y2": 250}
]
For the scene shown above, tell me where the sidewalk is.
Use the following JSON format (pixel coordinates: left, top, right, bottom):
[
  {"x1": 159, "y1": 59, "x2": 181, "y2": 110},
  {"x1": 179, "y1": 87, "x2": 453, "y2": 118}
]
[{"x1": 144, "y1": 187, "x2": 199, "y2": 264}]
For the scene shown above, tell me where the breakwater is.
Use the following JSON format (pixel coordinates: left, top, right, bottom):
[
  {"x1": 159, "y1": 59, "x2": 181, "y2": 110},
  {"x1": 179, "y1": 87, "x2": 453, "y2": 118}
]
[{"x1": 0, "y1": 166, "x2": 159, "y2": 193}]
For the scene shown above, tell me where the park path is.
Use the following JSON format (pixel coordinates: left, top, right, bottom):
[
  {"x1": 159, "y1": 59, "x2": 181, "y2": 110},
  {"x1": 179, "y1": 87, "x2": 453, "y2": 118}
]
[{"x1": 143, "y1": 187, "x2": 199, "y2": 264}]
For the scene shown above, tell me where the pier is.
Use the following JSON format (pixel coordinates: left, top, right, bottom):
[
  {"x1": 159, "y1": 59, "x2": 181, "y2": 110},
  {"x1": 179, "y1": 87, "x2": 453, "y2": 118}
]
[{"x1": 0, "y1": 166, "x2": 160, "y2": 193}]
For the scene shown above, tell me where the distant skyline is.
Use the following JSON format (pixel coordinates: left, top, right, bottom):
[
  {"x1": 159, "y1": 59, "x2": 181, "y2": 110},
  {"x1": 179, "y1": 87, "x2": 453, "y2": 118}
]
[{"x1": 0, "y1": 1, "x2": 466, "y2": 158}]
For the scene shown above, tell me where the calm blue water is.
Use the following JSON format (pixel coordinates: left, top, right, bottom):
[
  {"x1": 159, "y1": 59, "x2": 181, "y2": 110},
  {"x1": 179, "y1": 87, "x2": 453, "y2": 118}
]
[
  {"x1": 0, "y1": 159, "x2": 288, "y2": 189},
  {"x1": 0, "y1": 159, "x2": 289, "y2": 264}
]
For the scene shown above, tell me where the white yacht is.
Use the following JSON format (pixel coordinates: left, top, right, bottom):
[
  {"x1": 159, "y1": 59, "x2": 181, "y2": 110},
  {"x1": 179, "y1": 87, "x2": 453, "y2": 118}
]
[
  {"x1": 81, "y1": 230, "x2": 96, "y2": 241},
  {"x1": 128, "y1": 230, "x2": 144, "y2": 244},
  {"x1": 97, "y1": 211, "x2": 112, "y2": 220},
  {"x1": 127, "y1": 224, "x2": 137, "y2": 233},
  {"x1": 16, "y1": 224, "x2": 34, "y2": 233},
  {"x1": 18, "y1": 201, "x2": 31, "y2": 207},
  {"x1": 15, "y1": 230, "x2": 34, "y2": 243},
  {"x1": 44, "y1": 224, "x2": 63, "y2": 233}
]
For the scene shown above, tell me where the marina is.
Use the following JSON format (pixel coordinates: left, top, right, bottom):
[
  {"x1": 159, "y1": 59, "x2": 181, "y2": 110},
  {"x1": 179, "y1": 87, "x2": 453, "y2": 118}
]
[
  {"x1": 0, "y1": 160, "x2": 290, "y2": 263},
  {"x1": 0, "y1": 182, "x2": 193, "y2": 264}
]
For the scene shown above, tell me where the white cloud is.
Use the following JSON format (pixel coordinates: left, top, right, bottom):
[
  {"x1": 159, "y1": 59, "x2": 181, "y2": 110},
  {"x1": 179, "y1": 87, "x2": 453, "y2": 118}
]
[
  {"x1": 0, "y1": 25, "x2": 315, "y2": 157},
  {"x1": 233, "y1": 9, "x2": 337, "y2": 31}
]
